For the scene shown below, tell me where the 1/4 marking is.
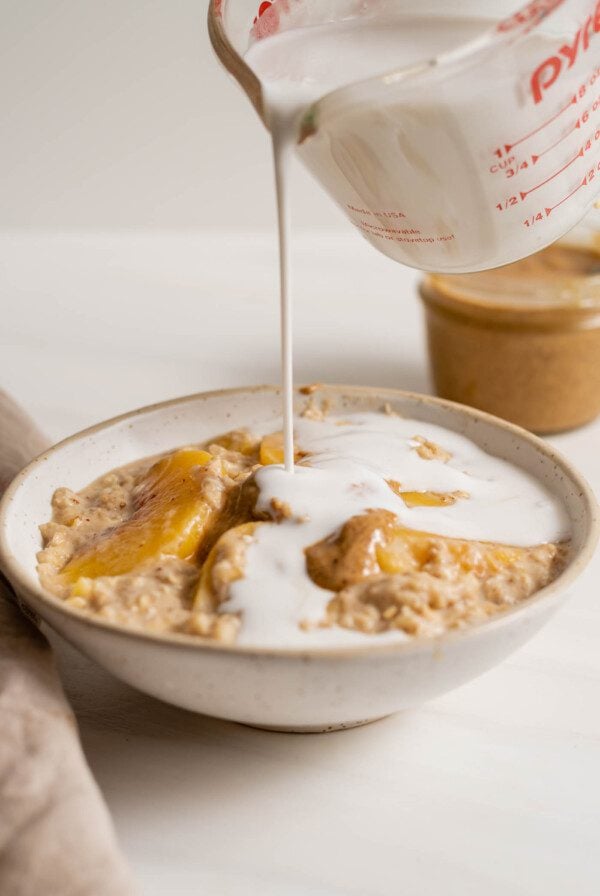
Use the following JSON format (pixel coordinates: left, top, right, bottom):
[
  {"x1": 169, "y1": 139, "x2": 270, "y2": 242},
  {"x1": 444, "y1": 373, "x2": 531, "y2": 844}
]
[{"x1": 523, "y1": 212, "x2": 545, "y2": 227}]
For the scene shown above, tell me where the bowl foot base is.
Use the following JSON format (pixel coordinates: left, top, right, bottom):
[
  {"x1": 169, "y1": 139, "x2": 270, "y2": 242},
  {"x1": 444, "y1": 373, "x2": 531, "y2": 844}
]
[{"x1": 242, "y1": 715, "x2": 390, "y2": 734}]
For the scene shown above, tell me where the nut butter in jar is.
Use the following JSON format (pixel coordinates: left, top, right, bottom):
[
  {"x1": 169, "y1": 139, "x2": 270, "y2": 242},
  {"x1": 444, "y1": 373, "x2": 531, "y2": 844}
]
[{"x1": 419, "y1": 228, "x2": 600, "y2": 434}]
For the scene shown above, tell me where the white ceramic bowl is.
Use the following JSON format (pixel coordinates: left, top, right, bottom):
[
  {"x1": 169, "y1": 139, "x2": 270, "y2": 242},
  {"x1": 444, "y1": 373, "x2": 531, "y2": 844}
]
[{"x1": 0, "y1": 386, "x2": 597, "y2": 732}]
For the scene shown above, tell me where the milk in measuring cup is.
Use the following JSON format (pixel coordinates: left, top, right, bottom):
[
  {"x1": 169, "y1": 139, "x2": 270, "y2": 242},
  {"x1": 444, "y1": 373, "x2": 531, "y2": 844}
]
[
  {"x1": 244, "y1": 15, "x2": 487, "y2": 116},
  {"x1": 244, "y1": 13, "x2": 493, "y2": 470},
  {"x1": 242, "y1": 4, "x2": 600, "y2": 273}
]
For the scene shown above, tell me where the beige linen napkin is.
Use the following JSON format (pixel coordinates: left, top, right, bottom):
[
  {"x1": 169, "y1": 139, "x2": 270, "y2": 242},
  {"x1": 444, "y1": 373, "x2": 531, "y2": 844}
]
[{"x1": 0, "y1": 391, "x2": 136, "y2": 895}]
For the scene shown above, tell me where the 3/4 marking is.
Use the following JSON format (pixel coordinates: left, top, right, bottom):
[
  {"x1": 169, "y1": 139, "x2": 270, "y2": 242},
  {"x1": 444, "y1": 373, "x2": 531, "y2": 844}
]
[{"x1": 503, "y1": 159, "x2": 531, "y2": 179}]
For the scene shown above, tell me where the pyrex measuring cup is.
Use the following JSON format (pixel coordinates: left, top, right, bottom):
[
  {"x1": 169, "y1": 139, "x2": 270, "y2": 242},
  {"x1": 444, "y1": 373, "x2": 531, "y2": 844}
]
[{"x1": 210, "y1": 0, "x2": 600, "y2": 273}]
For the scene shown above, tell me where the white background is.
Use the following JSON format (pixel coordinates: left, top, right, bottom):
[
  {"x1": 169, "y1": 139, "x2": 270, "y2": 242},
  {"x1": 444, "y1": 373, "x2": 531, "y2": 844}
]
[{"x1": 1, "y1": 0, "x2": 341, "y2": 231}]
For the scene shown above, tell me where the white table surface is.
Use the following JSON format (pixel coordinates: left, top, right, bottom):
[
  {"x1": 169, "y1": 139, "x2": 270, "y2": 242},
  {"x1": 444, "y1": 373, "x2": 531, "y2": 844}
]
[{"x1": 2, "y1": 231, "x2": 599, "y2": 896}]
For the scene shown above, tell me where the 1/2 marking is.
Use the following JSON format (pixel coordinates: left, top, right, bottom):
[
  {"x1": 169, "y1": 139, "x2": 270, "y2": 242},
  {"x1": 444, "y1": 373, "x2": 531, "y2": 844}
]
[{"x1": 496, "y1": 196, "x2": 520, "y2": 211}]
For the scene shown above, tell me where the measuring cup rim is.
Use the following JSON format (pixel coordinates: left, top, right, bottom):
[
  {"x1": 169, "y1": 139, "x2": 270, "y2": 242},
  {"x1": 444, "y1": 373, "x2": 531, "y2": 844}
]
[
  {"x1": 297, "y1": 3, "x2": 565, "y2": 136},
  {"x1": 209, "y1": 0, "x2": 569, "y2": 135}
]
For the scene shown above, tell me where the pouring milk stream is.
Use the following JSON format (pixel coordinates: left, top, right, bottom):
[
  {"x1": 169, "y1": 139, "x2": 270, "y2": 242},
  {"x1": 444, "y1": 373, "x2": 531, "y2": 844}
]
[
  {"x1": 211, "y1": 0, "x2": 600, "y2": 471},
  {"x1": 245, "y1": 13, "x2": 491, "y2": 470}
]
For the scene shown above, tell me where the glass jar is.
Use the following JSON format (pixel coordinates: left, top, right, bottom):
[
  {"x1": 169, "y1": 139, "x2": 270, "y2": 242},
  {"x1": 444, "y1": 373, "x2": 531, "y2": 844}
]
[{"x1": 419, "y1": 211, "x2": 600, "y2": 433}]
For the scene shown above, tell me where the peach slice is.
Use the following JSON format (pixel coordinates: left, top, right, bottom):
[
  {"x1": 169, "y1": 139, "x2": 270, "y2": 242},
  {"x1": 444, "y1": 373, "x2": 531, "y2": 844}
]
[
  {"x1": 306, "y1": 509, "x2": 536, "y2": 591},
  {"x1": 61, "y1": 448, "x2": 214, "y2": 581},
  {"x1": 259, "y1": 432, "x2": 306, "y2": 466},
  {"x1": 387, "y1": 480, "x2": 468, "y2": 508},
  {"x1": 193, "y1": 521, "x2": 261, "y2": 612},
  {"x1": 209, "y1": 429, "x2": 260, "y2": 457},
  {"x1": 399, "y1": 490, "x2": 468, "y2": 508},
  {"x1": 376, "y1": 526, "x2": 525, "y2": 577}
]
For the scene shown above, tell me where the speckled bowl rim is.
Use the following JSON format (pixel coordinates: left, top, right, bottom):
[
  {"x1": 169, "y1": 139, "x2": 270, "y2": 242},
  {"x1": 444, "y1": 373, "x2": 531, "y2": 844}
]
[{"x1": 0, "y1": 384, "x2": 598, "y2": 660}]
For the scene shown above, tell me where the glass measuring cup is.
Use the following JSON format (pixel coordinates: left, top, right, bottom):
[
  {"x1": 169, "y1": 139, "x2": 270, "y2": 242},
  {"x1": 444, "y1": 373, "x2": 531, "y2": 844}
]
[{"x1": 210, "y1": 0, "x2": 600, "y2": 273}]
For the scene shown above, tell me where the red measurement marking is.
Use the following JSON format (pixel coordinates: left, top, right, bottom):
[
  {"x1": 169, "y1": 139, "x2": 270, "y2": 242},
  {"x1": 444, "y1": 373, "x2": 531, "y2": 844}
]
[
  {"x1": 253, "y1": 0, "x2": 272, "y2": 23},
  {"x1": 497, "y1": 0, "x2": 565, "y2": 34},
  {"x1": 531, "y1": 89, "x2": 600, "y2": 163},
  {"x1": 505, "y1": 94, "x2": 577, "y2": 153},
  {"x1": 545, "y1": 174, "x2": 588, "y2": 216},
  {"x1": 531, "y1": 119, "x2": 581, "y2": 164},
  {"x1": 520, "y1": 147, "x2": 584, "y2": 199}
]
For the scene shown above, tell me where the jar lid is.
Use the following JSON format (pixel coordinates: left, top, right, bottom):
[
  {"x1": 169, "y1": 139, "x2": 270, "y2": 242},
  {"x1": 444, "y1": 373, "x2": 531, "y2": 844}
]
[{"x1": 427, "y1": 213, "x2": 600, "y2": 312}]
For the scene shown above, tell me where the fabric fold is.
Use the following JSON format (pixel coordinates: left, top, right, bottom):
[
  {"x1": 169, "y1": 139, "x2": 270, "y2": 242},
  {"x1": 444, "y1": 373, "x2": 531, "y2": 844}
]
[{"x1": 0, "y1": 391, "x2": 136, "y2": 896}]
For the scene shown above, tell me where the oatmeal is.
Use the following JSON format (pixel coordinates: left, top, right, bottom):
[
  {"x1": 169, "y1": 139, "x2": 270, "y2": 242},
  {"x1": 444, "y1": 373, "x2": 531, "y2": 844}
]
[{"x1": 37, "y1": 410, "x2": 570, "y2": 647}]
